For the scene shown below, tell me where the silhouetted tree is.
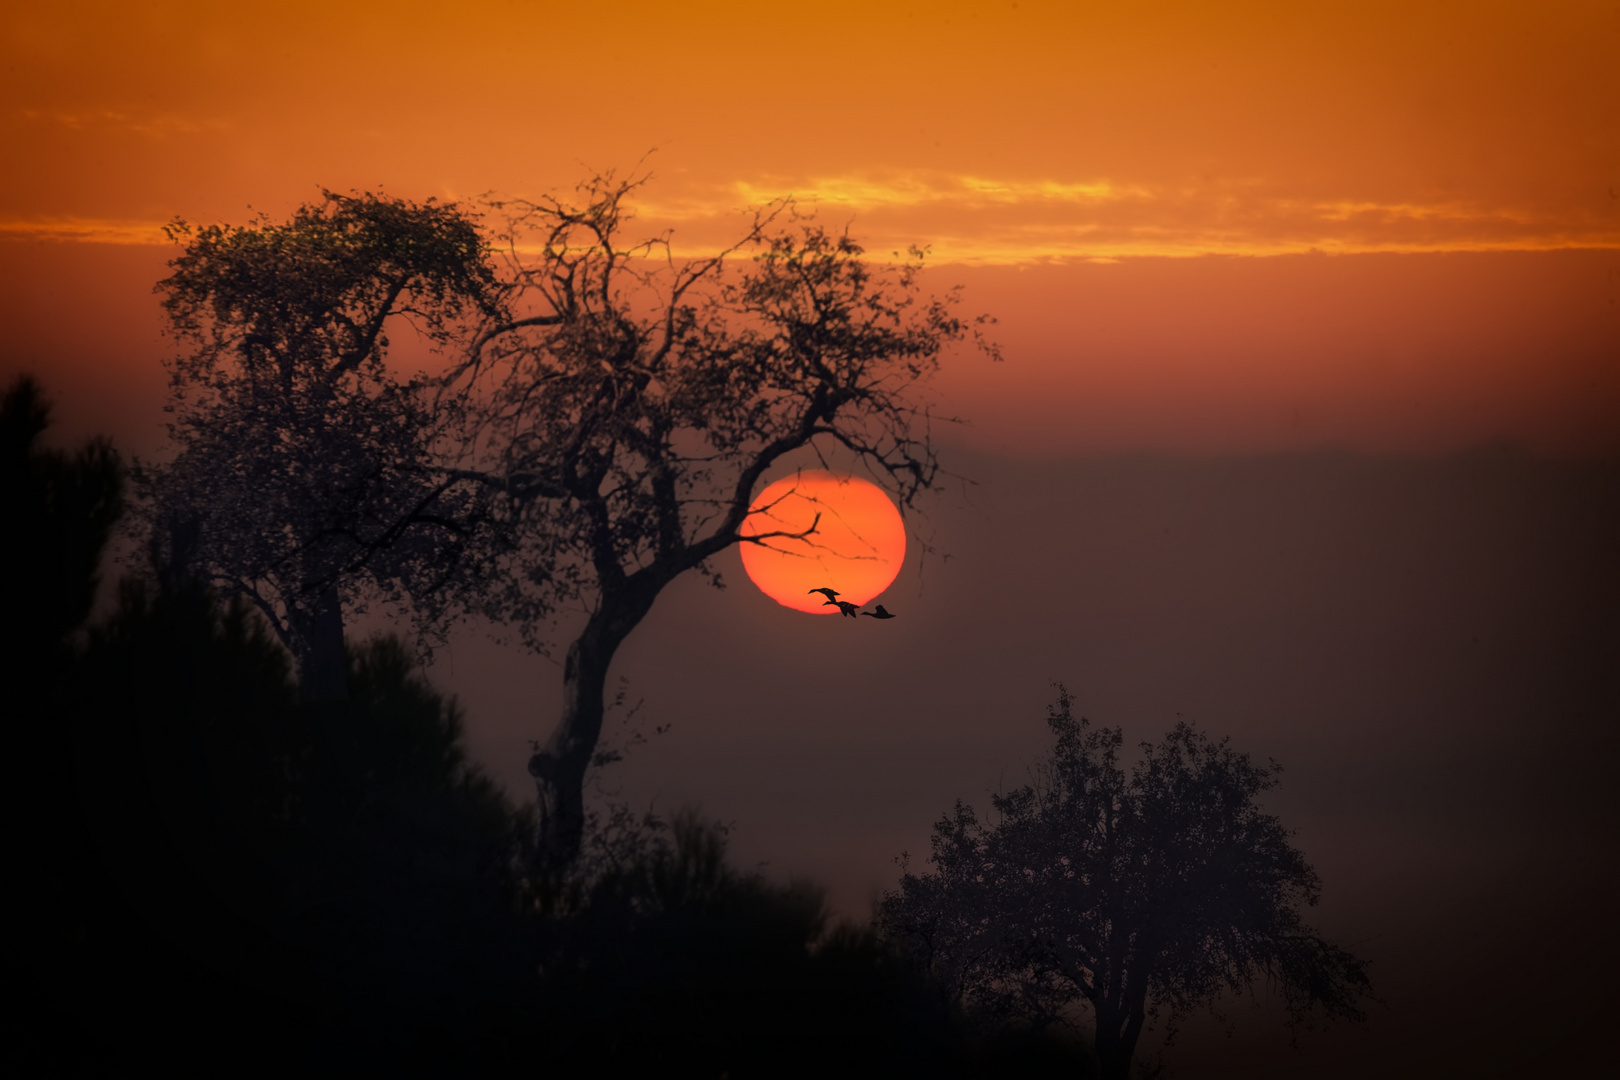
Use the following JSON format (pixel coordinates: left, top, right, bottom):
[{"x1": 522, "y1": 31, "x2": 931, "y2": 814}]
[
  {"x1": 1, "y1": 375, "x2": 123, "y2": 693},
  {"x1": 878, "y1": 688, "x2": 1372, "y2": 1080},
  {"x1": 5, "y1": 375, "x2": 126, "y2": 1068},
  {"x1": 53, "y1": 573, "x2": 530, "y2": 1069},
  {"x1": 4, "y1": 374, "x2": 122, "y2": 1022},
  {"x1": 451, "y1": 174, "x2": 997, "y2": 869},
  {"x1": 146, "y1": 193, "x2": 500, "y2": 699}
]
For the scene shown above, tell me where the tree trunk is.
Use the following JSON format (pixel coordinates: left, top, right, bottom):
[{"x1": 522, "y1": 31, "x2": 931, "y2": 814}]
[
  {"x1": 529, "y1": 576, "x2": 664, "y2": 872},
  {"x1": 291, "y1": 583, "x2": 349, "y2": 702},
  {"x1": 528, "y1": 630, "x2": 608, "y2": 872},
  {"x1": 1094, "y1": 993, "x2": 1147, "y2": 1080}
]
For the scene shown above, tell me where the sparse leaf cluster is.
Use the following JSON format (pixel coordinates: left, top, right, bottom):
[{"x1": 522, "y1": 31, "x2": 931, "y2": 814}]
[{"x1": 449, "y1": 175, "x2": 994, "y2": 649}]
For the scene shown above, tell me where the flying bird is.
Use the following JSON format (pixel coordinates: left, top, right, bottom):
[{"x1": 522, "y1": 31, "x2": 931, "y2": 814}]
[
  {"x1": 808, "y1": 587, "x2": 841, "y2": 602},
  {"x1": 862, "y1": 605, "x2": 896, "y2": 620},
  {"x1": 829, "y1": 599, "x2": 861, "y2": 618}
]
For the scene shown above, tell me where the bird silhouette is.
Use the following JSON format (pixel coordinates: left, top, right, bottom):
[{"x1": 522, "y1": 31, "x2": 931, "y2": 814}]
[
  {"x1": 827, "y1": 599, "x2": 861, "y2": 618},
  {"x1": 808, "y1": 587, "x2": 841, "y2": 602},
  {"x1": 862, "y1": 604, "x2": 896, "y2": 620}
]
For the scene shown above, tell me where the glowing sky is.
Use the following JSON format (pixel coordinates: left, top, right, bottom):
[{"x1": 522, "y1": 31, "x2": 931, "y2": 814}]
[
  {"x1": 5, "y1": 10, "x2": 1614, "y2": 1069},
  {"x1": 2, "y1": 0, "x2": 1616, "y2": 453}
]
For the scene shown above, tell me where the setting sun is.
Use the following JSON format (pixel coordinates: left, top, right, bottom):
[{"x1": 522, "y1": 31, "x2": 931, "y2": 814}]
[{"x1": 739, "y1": 471, "x2": 906, "y2": 614}]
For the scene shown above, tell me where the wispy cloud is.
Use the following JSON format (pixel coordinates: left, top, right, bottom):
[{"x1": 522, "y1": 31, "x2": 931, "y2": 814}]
[
  {"x1": 15, "y1": 107, "x2": 230, "y2": 138},
  {"x1": 10, "y1": 172, "x2": 1616, "y2": 261},
  {"x1": 634, "y1": 172, "x2": 1620, "y2": 263},
  {"x1": 0, "y1": 216, "x2": 171, "y2": 245},
  {"x1": 725, "y1": 175, "x2": 1147, "y2": 211}
]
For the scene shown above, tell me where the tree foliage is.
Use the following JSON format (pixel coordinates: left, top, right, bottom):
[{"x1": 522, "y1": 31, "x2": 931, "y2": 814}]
[
  {"x1": 452, "y1": 174, "x2": 997, "y2": 867},
  {"x1": 531, "y1": 809, "x2": 969, "y2": 1077},
  {"x1": 5, "y1": 373, "x2": 127, "y2": 1066},
  {"x1": 1, "y1": 375, "x2": 123, "y2": 671},
  {"x1": 146, "y1": 192, "x2": 500, "y2": 698},
  {"x1": 45, "y1": 576, "x2": 531, "y2": 1070},
  {"x1": 879, "y1": 687, "x2": 1372, "y2": 1080}
]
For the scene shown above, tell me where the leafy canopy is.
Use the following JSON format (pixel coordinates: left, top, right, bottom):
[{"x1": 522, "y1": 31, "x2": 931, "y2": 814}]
[
  {"x1": 147, "y1": 192, "x2": 500, "y2": 656},
  {"x1": 880, "y1": 688, "x2": 1372, "y2": 1056}
]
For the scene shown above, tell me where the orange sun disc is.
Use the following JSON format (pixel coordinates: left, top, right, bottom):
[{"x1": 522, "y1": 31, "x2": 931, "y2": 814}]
[{"x1": 739, "y1": 471, "x2": 906, "y2": 614}]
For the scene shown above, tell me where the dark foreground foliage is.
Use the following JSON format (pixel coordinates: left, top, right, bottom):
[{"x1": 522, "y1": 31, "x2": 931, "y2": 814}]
[
  {"x1": 27, "y1": 581, "x2": 534, "y2": 1072},
  {"x1": 21, "y1": 575, "x2": 1091, "y2": 1074},
  {"x1": 531, "y1": 811, "x2": 959, "y2": 1077},
  {"x1": 19, "y1": 576, "x2": 1089, "y2": 1075}
]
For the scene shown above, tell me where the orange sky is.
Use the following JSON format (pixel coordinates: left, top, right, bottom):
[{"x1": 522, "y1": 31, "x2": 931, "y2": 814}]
[{"x1": 3, "y1": 0, "x2": 1616, "y2": 453}]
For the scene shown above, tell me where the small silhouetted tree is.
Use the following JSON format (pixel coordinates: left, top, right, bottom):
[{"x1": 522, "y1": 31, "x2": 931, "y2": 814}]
[
  {"x1": 56, "y1": 577, "x2": 531, "y2": 1069},
  {"x1": 878, "y1": 688, "x2": 1372, "y2": 1080},
  {"x1": 5, "y1": 375, "x2": 125, "y2": 1061},
  {"x1": 1, "y1": 375, "x2": 123, "y2": 691},
  {"x1": 452, "y1": 175, "x2": 996, "y2": 869},
  {"x1": 147, "y1": 193, "x2": 500, "y2": 699}
]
